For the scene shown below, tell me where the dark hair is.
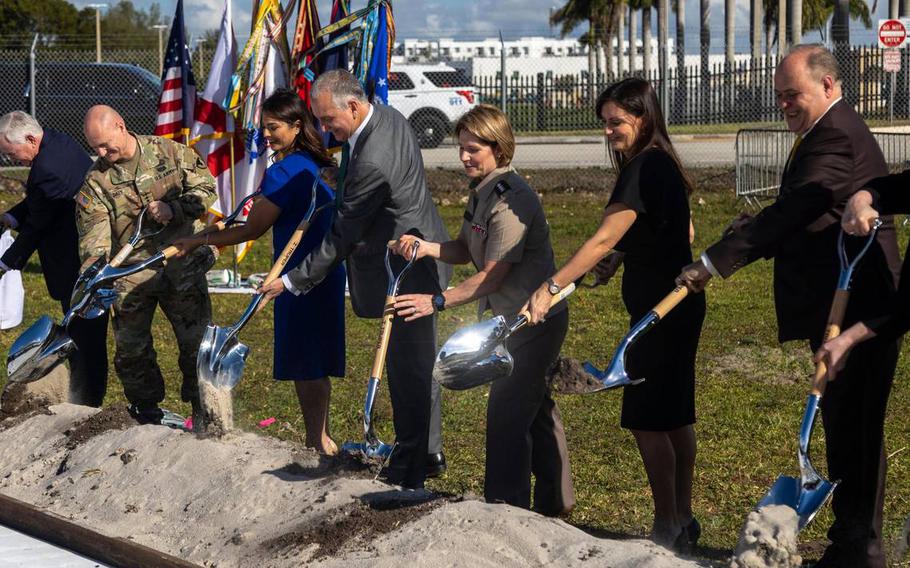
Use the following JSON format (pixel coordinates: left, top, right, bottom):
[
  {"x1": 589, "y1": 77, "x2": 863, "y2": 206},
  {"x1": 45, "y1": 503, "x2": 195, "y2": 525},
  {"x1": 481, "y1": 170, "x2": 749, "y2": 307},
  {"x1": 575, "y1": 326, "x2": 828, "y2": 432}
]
[
  {"x1": 594, "y1": 78, "x2": 694, "y2": 194},
  {"x1": 261, "y1": 89, "x2": 335, "y2": 168}
]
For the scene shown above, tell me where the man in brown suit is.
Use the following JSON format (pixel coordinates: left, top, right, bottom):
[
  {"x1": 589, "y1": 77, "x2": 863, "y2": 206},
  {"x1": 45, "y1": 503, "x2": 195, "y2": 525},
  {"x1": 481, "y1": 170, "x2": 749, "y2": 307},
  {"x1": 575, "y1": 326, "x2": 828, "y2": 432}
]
[{"x1": 678, "y1": 45, "x2": 901, "y2": 567}]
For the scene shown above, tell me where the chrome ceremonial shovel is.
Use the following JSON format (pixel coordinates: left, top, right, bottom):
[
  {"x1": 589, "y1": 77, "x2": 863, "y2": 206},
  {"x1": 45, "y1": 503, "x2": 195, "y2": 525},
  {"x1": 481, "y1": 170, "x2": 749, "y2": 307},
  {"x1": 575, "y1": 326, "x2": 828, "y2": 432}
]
[
  {"x1": 6, "y1": 207, "x2": 167, "y2": 385},
  {"x1": 7, "y1": 244, "x2": 183, "y2": 384},
  {"x1": 757, "y1": 220, "x2": 881, "y2": 530},
  {"x1": 196, "y1": 175, "x2": 331, "y2": 390},
  {"x1": 433, "y1": 283, "x2": 576, "y2": 390},
  {"x1": 581, "y1": 285, "x2": 690, "y2": 394},
  {"x1": 342, "y1": 242, "x2": 420, "y2": 460}
]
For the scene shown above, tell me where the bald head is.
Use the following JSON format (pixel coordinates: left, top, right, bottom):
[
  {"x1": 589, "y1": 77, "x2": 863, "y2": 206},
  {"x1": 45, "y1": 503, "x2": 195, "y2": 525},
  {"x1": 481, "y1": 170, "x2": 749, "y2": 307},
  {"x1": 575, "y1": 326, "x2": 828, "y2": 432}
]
[{"x1": 84, "y1": 105, "x2": 136, "y2": 164}]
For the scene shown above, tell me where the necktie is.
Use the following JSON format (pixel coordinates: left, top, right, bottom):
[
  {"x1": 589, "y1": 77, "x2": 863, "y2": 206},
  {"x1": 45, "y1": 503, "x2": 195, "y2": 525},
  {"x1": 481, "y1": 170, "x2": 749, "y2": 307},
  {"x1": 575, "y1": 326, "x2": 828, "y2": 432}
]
[
  {"x1": 785, "y1": 135, "x2": 803, "y2": 172},
  {"x1": 335, "y1": 142, "x2": 350, "y2": 210}
]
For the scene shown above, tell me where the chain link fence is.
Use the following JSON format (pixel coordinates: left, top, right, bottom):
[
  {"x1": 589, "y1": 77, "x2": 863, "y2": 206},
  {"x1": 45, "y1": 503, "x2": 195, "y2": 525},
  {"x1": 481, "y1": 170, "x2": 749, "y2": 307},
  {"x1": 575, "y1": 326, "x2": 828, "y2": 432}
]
[{"x1": 2, "y1": 42, "x2": 910, "y2": 191}]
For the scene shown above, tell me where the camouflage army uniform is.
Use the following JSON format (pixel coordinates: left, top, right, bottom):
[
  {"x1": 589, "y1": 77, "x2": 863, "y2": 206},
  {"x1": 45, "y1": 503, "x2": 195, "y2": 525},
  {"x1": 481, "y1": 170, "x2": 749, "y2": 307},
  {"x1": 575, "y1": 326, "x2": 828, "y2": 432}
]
[{"x1": 75, "y1": 134, "x2": 216, "y2": 407}]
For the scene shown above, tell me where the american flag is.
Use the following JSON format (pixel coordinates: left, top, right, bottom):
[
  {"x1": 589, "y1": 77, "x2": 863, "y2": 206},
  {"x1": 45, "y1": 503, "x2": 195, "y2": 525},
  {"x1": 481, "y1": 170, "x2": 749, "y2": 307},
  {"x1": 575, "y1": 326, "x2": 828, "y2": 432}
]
[{"x1": 154, "y1": 0, "x2": 196, "y2": 143}]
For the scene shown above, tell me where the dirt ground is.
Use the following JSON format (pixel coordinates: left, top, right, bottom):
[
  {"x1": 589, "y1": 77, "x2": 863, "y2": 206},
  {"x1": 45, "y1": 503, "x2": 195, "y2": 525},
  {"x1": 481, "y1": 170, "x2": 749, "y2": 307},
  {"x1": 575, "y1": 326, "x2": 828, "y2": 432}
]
[{"x1": 0, "y1": 405, "x2": 706, "y2": 567}]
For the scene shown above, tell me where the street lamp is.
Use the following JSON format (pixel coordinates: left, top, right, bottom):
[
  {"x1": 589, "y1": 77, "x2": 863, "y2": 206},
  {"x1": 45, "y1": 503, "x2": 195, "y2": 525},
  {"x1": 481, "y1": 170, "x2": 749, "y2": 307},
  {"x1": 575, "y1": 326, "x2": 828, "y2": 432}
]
[
  {"x1": 152, "y1": 24, "x2": 169, "y2": 75},
  {"x1": 86, "y1": 4, "x2": 108, "y2": 63}
]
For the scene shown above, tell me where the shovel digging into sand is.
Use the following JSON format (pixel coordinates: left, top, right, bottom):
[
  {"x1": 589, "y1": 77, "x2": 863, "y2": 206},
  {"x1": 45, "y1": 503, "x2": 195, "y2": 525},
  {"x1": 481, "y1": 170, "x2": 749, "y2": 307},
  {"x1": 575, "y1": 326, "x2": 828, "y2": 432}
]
[
  {"x1": 7, "y1": 242, "x2": 186, "y2": 386},
  {"x1": 5, "y1": 207, "x2": 169, "y2": 386},
  {"x1": 196, "y1": 174, "x2": 333, "y2": 394},
  {"x1": 757, "y1": 220, "x2": 882, "y2": 530},
  {"x1": 433, "y1": 283, "x2": 576, "y2": 390},
  {"x1": 341, "y1": 242, "x2": 420, "y2": 460},
  {"x1": 580, "y1": 285, "x2": 690, "y2": 393}
]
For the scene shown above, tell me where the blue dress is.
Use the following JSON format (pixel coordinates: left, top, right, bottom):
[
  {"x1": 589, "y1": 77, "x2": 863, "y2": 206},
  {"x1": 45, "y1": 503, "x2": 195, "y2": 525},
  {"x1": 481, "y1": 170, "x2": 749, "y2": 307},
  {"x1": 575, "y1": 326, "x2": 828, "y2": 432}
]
[{"x1": 261, "y1": 151, "x2": 346, "y2": 380}]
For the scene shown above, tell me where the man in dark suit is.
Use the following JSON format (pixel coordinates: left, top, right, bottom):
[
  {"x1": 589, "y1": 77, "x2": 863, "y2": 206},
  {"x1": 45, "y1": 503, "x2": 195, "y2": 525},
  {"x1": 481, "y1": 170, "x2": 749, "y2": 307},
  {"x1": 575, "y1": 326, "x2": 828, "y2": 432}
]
[
  {"x1": 260, "y1": 70, "x2": 451, "y2": 490},
  {"x1": 0, "y1": 111, "x2": 108, "y2": 406},
  {"x1": 677, "y1": 45, "x2": 901, "y2": 567}
]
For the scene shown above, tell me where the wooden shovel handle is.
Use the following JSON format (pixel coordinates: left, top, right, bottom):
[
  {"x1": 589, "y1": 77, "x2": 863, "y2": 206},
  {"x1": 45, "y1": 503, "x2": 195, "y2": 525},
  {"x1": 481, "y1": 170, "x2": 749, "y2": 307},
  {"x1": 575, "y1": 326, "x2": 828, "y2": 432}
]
[
  {"x1": 370, "y1": 296, "x2": 397, "y2": 380},
  {"x1": 253, "y1": 219, "x2": 312, "y2": 314},
  {"x1": 811, "y1": 289, "x2": 850, "y2": 397},
  {"x1": 653, "y1": 286, "x2": 689, "y2": 319},
  {"x1": 160, "y1": 245, "x2": 181, "y2": 259},
  {"x1": 109, "y1": 243, "x2": 135, "y2": 268}
]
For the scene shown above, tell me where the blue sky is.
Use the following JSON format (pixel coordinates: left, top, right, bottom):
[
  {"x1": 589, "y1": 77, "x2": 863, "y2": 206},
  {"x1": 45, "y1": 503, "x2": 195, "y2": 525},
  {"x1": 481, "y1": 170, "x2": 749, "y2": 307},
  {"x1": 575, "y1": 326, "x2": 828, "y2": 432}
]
[{"x1": 67, "y1": 0, "x2": 896, "y2": 53}]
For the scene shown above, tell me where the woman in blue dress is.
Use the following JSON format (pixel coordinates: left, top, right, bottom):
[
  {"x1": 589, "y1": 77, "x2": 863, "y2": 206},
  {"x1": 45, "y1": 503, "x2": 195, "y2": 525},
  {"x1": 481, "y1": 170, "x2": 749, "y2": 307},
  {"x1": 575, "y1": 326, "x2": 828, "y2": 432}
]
[{"x1": 174, "y1": 89, "x2": 345, "y2": 454}]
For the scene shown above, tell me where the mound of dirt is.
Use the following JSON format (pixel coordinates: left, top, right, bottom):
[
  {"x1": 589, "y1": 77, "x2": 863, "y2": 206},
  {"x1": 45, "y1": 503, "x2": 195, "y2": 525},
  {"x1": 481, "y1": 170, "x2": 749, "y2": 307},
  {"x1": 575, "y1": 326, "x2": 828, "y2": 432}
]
[
  {"x1": 264, "y1": 497, "x2": 445, "y2": 560},
  {"x1": 63, "y1": 403, "x2": 134, "y2": 449},
  {"x1": 0, "y1": 404, "x2": 706, "y2": 567},
  {"x1": 0, "y1": 364, "x2": 70, "y2": 429},
  {"x1": 548, "y1": 356, "x2": 603, "y2": 394},
  {"x1": 730, "y1": 505, "x2": 802, "y2": 568}
]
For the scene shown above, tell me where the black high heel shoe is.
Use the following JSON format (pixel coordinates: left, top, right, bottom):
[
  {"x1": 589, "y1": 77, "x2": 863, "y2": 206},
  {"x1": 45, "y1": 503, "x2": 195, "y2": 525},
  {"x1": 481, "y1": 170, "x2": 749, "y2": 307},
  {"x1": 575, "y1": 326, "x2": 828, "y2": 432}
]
[{"x1": 684, "y1": 517, "x2": 701, "y2": 547}]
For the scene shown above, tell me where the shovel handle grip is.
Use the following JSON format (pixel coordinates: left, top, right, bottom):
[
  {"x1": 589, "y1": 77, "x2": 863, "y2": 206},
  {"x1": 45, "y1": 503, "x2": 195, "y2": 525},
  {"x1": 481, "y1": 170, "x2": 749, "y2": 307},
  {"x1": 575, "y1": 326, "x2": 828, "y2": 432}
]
[
  {"x1": 369, "y1": 296, "x2": 397, "y2": 380},
  {"x1": 109, "y1": 243, "x2": 135, "y2": 268},
  {"x1": 160, "y1": 245, "x2": 181, "y2": 259},
  {"x1": 516, "y1": 282, "x2": 576, "y2": 323},
  {"x1": 652, "y1": 286, "x2": 689, "y2": 319},
  {"x1": 811, "y1": 289, "x2": 850, "y2": 397}
]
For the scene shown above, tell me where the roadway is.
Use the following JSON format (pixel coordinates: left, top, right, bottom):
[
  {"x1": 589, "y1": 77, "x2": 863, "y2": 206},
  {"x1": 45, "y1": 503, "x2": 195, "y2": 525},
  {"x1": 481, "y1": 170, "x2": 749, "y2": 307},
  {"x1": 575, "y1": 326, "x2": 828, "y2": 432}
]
[{"x1": 421, "y1": 134, "x2": 738, "y2": 169}]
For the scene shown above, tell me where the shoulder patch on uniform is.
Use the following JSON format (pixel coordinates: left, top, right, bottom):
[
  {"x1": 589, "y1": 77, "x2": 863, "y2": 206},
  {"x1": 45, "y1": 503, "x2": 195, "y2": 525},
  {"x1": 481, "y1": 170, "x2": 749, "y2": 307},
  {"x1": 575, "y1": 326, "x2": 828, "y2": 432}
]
[
  {"x1": 494, "y1": 181, "x2": 511, "y2": 196},
  {"x1": 75, "y1": 190, "x2": 93, "y2": 209}
]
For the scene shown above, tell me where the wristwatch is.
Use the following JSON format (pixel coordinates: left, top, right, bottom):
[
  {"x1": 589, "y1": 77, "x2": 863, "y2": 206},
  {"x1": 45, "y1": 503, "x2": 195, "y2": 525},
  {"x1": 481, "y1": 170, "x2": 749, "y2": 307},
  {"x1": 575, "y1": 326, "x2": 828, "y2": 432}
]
[
  {"x1": 431, "y1": 293, "x2": 446, "y2": 312},
  {"x1": 546, "y1": 277, "x2": 561, "y2": 295}
]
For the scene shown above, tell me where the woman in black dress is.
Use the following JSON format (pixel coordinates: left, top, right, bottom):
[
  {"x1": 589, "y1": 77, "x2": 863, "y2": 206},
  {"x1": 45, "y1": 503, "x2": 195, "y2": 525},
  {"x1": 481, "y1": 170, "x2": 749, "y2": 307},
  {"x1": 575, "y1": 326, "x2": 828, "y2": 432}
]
[{"x1": 525, "y1": 78, "x2": 706, "y2": 549}]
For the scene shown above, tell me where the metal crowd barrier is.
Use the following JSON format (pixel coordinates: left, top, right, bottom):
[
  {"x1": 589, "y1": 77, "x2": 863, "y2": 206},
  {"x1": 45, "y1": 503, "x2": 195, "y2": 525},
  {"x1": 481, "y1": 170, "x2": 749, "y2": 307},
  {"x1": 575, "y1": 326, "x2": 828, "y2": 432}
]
[{"x1": 735, "y1": 128, "x2": 910, "y2": 210}]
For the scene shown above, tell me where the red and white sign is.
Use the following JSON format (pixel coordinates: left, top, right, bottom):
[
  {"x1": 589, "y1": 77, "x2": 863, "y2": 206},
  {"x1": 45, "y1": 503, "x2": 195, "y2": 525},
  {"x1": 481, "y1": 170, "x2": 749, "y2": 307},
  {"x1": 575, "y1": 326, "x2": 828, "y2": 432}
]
[
  {"x1": 879, "y1": 19, "x2": 908, "y2": 49},
  {"x1": 884, "y1": 48, "x2": 902, "y2": 72}
]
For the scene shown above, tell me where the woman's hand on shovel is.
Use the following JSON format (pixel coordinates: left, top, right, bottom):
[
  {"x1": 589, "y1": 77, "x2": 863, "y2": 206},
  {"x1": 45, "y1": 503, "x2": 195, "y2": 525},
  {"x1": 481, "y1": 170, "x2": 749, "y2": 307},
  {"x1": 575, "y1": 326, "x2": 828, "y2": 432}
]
[
  {"x1": 813, "y1": 322, "x2": 875, "y2": 382},
  {"x1": 842, "y1": 190, "x2": 879, "y2": 236},
  {"x1": 394, "y1": 294, "x2": 434, "y2": 322},
  {"x1": 389, "y1": 235, "x2": 431, "y2": 260},
  {"x1": 523, "y1": 284, "x2": 553, "y2": 326}
]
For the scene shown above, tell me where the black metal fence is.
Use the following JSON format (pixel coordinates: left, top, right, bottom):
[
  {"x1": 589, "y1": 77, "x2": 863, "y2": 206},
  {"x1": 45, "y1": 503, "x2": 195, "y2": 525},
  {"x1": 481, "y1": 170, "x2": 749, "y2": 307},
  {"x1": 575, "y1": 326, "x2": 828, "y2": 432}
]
[{"x1": 474, "y1": 44, "x2": 910, "y2": 133}]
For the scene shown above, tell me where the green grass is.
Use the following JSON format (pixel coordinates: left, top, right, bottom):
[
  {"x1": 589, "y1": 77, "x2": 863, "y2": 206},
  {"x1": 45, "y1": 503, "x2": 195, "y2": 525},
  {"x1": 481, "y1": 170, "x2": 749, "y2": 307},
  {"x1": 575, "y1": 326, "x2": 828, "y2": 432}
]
[{"x1": 2, "y1": 188, "x2": 910, "y2": 564}]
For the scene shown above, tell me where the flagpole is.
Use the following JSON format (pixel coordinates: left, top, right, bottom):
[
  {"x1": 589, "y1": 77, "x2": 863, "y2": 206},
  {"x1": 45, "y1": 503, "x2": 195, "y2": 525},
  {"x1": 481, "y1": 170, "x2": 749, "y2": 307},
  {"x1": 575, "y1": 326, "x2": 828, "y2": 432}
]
[{"x1": 229, "y1": 131, "x2": 239, "y2": 288}]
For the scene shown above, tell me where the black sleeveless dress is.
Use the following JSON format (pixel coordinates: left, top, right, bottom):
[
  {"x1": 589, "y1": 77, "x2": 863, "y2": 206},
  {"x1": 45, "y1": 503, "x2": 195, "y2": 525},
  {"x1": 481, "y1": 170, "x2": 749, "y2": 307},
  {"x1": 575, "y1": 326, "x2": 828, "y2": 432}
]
[{"x1": 608, "y1": 148, "x2": 706, "y2": 431}]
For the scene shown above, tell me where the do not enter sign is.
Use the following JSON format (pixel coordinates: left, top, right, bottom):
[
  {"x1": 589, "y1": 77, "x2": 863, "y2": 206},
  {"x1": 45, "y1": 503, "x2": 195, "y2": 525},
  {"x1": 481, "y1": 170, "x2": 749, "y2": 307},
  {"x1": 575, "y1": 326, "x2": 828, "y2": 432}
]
[{"x1": 879, "y1": 19, "x2": 908, "y2": 49}]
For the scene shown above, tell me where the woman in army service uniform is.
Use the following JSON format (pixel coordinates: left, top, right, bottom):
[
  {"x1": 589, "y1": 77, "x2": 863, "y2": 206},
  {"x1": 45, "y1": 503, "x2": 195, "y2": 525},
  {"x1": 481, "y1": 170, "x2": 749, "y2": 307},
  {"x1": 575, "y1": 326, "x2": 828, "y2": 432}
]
[{"x1": 389, "y1": 104, "x2": 574, "y2": 516}]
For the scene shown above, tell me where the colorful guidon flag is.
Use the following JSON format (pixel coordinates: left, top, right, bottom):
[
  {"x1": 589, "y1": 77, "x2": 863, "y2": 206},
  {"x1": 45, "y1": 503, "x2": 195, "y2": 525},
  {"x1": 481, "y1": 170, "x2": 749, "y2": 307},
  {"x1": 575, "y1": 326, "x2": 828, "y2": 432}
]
[{"x1": 153, "y1": 0, "x2": 196, "y2": 143}]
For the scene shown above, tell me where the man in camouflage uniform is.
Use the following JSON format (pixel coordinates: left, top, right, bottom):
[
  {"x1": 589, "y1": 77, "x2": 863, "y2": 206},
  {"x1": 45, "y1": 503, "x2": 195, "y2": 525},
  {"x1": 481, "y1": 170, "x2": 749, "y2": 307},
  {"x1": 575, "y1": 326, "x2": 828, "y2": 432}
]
[{"x1": 78, "y1": 105, "x2": 216, "y2": 424}]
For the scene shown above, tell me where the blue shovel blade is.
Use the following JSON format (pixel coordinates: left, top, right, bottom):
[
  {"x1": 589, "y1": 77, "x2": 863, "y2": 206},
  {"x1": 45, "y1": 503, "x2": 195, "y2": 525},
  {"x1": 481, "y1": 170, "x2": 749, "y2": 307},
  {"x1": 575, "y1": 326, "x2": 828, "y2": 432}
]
[{"x1": 757, "y1": 474, "x2": 837, "y2": 531}]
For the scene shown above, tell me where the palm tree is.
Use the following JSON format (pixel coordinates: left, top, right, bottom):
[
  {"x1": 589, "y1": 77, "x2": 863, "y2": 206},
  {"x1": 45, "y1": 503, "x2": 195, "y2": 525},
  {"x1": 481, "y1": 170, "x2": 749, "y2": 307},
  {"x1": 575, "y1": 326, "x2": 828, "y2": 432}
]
[
  {"x1": 830, "y1": 0, "x2": 849, "y2": 44},
  {"x1": 642, "y1": 0, "x2": 653, "y2": 77},
  {"x1": 675, "y1": 0, "x2": 687, "y2": 117},
  {"x1": 800, "y1": 0, "x2": 871, "y2": 42},
  {"x1": 551, "y1": 0, "x2": 602, "y2": 78},
  {"x1": 726, "y1": 0, "x2": 735, "y2": 66},
  {"x1": 751, "y1": 0, "x2": 763, "y2": 59},
  {"x1": 630, "y1": 2, "x2": 638, "y2": 74}
]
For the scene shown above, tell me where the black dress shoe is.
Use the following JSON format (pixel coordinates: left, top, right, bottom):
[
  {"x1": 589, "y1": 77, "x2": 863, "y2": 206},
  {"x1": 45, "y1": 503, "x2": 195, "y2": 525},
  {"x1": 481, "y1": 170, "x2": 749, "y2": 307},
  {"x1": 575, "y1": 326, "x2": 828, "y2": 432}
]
[
  {"x1": 426, "y1": 452, "x2": 446, "y2": 478},
  {"x1": 127, "y1": 404, "x2": 164, "y2": 425},
  {"x1": 685, "y1": 517, "x2": 701, "y2": 547}
]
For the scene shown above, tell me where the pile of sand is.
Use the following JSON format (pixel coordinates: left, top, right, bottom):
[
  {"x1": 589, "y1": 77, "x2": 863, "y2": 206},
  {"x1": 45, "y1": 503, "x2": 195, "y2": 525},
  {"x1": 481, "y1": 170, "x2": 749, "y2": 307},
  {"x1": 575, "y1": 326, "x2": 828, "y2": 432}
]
[
  {"x1": 0, "y1": 404, "x2": 707, "y2": 567},
  {"x1": 730, "y1": 505, "x2": 802, "y2": 568}
]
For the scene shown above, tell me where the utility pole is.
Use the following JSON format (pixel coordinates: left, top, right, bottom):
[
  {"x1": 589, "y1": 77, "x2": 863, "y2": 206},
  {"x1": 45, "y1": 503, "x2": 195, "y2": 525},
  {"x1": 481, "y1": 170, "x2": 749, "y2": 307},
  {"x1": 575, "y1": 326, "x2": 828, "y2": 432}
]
[
  {"x1": 153, "y1": 24, "x2": 168, "y2": 75},
  {"x1": 87, "y1": 4, "x2": 108, "y2": 63}
]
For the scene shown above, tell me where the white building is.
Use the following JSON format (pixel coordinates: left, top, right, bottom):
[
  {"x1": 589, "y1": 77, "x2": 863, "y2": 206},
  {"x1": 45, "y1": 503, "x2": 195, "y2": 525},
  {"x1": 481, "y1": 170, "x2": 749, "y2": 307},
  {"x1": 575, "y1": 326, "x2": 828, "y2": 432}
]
[{"x1": 395, "y1": 35, "x2": 673, "y2": 62}]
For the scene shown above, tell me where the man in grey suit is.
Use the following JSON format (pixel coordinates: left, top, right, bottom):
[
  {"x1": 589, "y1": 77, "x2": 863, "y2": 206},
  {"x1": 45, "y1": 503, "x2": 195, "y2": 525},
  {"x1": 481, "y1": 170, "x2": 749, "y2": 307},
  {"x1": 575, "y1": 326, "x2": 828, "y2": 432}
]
[{"x1": 261, "y1": 70, "x2": 450, "y2": 490}]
